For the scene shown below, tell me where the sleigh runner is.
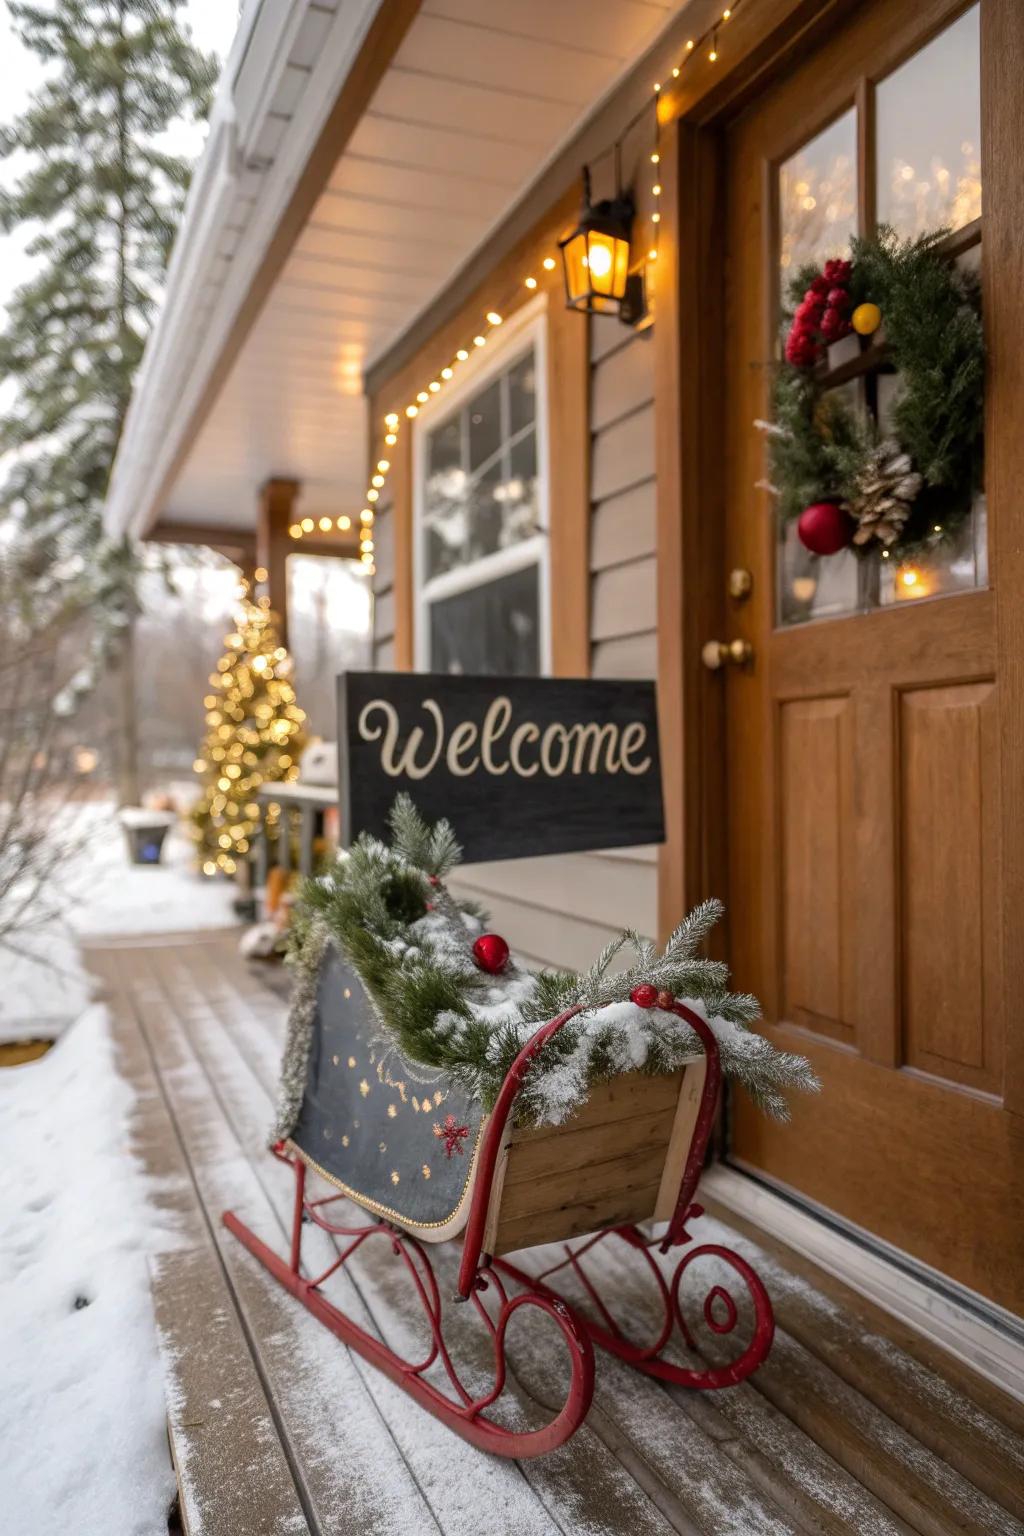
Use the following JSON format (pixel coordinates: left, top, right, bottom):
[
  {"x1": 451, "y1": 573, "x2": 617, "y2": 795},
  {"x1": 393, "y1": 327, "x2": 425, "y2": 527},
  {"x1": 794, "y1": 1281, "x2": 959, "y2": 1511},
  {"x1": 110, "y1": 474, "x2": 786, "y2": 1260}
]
[{"x1": 224, "y1": 796, "x2": 814, "y2": 1456}]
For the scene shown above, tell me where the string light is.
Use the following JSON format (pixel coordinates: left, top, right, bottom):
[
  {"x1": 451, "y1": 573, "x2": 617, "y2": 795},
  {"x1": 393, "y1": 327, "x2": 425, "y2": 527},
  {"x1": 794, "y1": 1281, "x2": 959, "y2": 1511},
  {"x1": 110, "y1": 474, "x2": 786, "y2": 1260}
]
[
  {"x1": 337, "y1": 515, "x2": 351, "y2": 530},
  {"x1": 542, "y1": 256, "x2": 556, "y2": 270},
  {"x1": 318, "y1": 516, "x2": 332, "y2": 531},
  {"x1": 524, "y1": 276, "x2": 537, "y2": 289}
]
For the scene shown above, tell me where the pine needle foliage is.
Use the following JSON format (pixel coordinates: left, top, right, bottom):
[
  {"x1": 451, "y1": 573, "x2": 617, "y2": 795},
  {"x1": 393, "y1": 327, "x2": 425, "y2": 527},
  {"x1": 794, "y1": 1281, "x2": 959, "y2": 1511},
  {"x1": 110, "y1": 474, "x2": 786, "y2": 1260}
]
[
  {"x1": 767, "y1": 226, "x2": 983, "y2": 557},
  {"x1": 0, "y1": 0, "x2": 218, "y2": 636},
  {"x1": 286, "y1": 796, "x2": 819, "y2": 1128}
]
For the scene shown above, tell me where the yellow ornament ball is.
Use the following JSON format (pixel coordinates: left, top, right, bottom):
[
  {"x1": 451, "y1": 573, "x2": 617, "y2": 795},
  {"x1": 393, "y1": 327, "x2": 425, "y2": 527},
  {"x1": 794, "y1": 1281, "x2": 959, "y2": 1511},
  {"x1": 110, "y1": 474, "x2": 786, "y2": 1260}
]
[{"x1": 852, "y1": 301, "x2": 882, "y2": 336}]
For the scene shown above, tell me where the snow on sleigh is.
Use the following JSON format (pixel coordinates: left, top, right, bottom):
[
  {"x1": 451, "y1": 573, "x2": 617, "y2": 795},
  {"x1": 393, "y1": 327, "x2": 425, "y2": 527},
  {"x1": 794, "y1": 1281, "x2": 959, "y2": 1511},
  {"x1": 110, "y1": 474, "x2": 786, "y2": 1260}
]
[{"x1": 224, "y1": 796, "x2": 817, "y2": 1457}]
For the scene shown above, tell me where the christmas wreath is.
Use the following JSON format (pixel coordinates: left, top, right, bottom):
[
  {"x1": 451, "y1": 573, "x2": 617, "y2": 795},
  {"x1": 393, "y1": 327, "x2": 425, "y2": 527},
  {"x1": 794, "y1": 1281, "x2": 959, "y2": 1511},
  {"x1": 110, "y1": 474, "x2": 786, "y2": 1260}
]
[
  {"x1": 761, "y1": 226, "x2": 984, "y2": 559},
  {"x1": 274, "y1": 796, "x2": 818, "y2": 1137}
]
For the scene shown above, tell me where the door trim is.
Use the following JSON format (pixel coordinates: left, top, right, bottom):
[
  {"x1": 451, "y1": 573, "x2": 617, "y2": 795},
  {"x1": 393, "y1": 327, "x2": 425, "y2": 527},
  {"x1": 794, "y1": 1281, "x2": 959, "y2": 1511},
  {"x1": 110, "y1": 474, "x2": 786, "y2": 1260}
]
[{"x1": 703, "y1": 1164, "x2": 1024, "y2": 1403}]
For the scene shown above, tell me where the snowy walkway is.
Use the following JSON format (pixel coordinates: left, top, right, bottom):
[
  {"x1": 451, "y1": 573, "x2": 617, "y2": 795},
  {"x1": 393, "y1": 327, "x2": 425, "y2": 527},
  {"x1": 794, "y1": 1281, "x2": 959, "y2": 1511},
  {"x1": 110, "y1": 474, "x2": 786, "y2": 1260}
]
[{"x1": 86, "y1": 931, "x2": 1024, "y2": 1536}]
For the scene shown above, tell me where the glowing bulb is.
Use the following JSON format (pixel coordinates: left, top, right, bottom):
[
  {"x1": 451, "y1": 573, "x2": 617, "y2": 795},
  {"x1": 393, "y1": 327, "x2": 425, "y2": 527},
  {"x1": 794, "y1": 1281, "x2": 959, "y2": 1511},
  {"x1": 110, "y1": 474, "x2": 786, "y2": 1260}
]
[
  {"x1": 525, "y1": 276, "x2": 537, "y2": 289},
  {"x1": 289, "y1": 524, "x2": 302, "y2": 538},
  {"x1": 456, "y1": 348, "x2": 469, "y2": 361},
  {"x1": 417, "y1": 390, "x2": 429, "y2": 403},
  {"x1": 366, "y1": 488, "x2": 379, "y2": 502},
  {"x1": 300, "y1": 517, "x2": 314, "y2": 532},
  {"x1": 723, "y1": 7, "x2": 731, "y2": 17},
  {"x1": 385, "y1": 432, "x2": 397, "y2": 445},
  {"x1": 652, "y1": 212, "x2": 661, "y2": 223},
  {"x1": 371, "y1": 474, "x2": 385, "y2": 488},
  {"x1": 406, "y1": 404, "x2": 418, "y2": 417},
  {"x1": 473, "y1": 334, "x2": 486, "y2": 347},
  {"x1": 318, "y1": 516, "x2": 332, "y2": 531},
  {"x1": 900, "y1": 568, "x2": 920, "y2": 589},
  {"x1": 648, "y1": 248, "x2": 658, "y2": 261},
  {"x1": 933, "y1": 524, "x2": 943, "y2": 533},
  {"x1": 653, "y1": 81, "x2": 661, "y2": 93},
  {"x1": 438, "y1": 367, "x2": 451, "y2": 381},
  {"x1": 709, "y1": 45, "x2": 718, "y2": 61},
  {"x1": 376, "y1": 459, "x2": 390, "y2": 472},
  {"x1": 542, "y1": 256, "x2": 556, "y2": 270},
  {"x1": 337, "y1": 515, "x2": 351, "y2": 531},
  {"x1": 653, "y1": 183, "x2": 662, "y2": 196},
  {"x1": 360, "y1": 508, "x2": 374, "y2": 525},
  {"x1": 384, "y1": 412, "x2": 399, "y2": 428},
  {"x1": 486, "y1": 311, "x2": 502, "y2": 325},
  {"x1": 588, "y1": 244, "x2": 613, "y2": 278},
  {"x1": 651, "y1": 153, "x2": 660, "y2": 164},
  {"x1": 254, "y1": 566, "x2": 268, "y2": 582},
  {"x1": 672, "y1": 66, "x2": 680, "y2": 77},
  {"x1": 881, "y1": 549, "x2": 891, "y2": 559},
  {"x1": 428, "y1": 380, "x2": 440, "y2": 393}
]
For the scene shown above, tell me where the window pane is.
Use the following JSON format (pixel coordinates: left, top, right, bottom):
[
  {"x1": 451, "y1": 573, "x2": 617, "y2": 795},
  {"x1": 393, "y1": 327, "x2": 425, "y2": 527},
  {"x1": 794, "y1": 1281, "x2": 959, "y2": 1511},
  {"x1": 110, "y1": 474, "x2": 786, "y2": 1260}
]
[
  {"x1": 508, "y1": 351, "x2": 536, "y2": 436},
  {"x1": 466, "y1": 460, "x2": 505, "y2": 562},
  {"x1": 876, "y1": 5, "x2": 981, "y2": 238},
  {"x1": 504, "y1": 428, "x2": 539, "y2": 541},
  {"x1": 468, "y1": 378, "x2": 501, "y2": 472},
  {"x1": 429, "y1": 565, "x2": 540, "y2": 676},
  {"x1": 428, "y1": 415, "x2": 461, "y2": 479},
  {"x1": 779, "y1": 109, "x2": 857, "y2": 283}
]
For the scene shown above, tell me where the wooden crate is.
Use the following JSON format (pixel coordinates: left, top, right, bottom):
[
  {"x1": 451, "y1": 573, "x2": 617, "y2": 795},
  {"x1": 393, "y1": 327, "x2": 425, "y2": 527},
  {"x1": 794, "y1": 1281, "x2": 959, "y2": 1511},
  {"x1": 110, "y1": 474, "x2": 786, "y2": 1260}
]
[{"x1": 481, "y1": 1059, "x2": 707, "y2": 1255}]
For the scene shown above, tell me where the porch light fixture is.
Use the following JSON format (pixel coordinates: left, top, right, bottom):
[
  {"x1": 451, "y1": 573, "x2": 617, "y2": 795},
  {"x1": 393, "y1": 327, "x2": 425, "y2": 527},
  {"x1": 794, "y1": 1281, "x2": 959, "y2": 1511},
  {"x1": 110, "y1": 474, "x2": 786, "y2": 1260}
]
[{"x1": 559, "y1": 165, "x2": 645, "y2": 327}]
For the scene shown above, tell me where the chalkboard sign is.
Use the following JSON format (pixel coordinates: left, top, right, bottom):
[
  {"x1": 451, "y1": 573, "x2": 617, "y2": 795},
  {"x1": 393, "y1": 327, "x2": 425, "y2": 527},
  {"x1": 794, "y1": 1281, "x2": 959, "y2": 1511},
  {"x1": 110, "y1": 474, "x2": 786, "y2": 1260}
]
[
  {"x1": 291, "y1": 946, "x2": 483, "y2": 1231},
  {"x1": 337, "y1": 671, "x2": 664, "y2": 864}
]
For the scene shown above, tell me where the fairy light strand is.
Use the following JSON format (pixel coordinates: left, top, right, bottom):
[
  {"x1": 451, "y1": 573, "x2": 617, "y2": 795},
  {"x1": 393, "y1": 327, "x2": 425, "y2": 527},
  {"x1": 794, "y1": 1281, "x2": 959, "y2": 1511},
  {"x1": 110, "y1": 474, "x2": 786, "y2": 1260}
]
[{"x1": 285, "y1": 5, "x2": 742, "y2": 576}]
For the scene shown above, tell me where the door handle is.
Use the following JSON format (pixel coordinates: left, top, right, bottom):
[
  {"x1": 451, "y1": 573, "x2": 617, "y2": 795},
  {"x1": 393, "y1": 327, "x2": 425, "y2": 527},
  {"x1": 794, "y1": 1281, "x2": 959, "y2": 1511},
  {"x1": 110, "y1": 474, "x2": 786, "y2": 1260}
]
[{"x1": 701, "y1": 638, "x2": 754, "y2": 670}]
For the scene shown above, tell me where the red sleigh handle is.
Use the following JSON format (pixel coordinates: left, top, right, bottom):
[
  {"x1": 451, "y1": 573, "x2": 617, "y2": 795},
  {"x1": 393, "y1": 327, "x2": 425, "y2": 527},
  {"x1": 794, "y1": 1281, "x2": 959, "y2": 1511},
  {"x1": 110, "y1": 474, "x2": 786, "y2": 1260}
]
[{"x1": 456, "y1": 995, "x2": 722, "y2": 1297}]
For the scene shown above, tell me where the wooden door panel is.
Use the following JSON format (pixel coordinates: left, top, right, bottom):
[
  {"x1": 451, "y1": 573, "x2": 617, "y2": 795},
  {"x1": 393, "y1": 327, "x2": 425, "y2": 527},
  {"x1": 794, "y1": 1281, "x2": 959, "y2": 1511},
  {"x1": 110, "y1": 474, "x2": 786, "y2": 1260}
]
[
  {"x1": 778, "y1": 695, "x2": 856, "y2": 1042},
  {"x1": 899, "y1": 680, "x2": 1002, "y2": 1093}
]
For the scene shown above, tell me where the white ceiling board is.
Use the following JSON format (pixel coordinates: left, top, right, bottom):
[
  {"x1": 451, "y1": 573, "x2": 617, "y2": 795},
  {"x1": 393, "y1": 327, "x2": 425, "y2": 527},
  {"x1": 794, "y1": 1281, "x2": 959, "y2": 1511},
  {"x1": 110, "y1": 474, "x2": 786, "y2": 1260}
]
[
  {"x1": 421, "y1": 0, "x2": 674, "y2": 57},
  {"x1": 348, "y1": 113, "x2": 541, "y2": 185},
  {"x1": 309, "y1": 188, "x2": 486, "y2": 244},
  {"x1": 370, "y1": 68, "x2": 577, "y2": 146},
  {"x1": 147, "y1": 0, "x2": 687, "y2": 535}
]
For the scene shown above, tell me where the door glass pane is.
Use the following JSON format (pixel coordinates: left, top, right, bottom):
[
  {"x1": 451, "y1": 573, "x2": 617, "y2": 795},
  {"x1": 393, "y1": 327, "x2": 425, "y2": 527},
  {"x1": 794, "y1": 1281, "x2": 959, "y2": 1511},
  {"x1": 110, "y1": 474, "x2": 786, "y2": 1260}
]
[
  {"x1": 875, "y1": 5, "x2": 981, "y2": 238},
  {"x1": 429, "y1": 565, "x2": 540, "y2": 676},
  {"x1": 779, "y1": 109, "x2": 857, "y2": 283}
]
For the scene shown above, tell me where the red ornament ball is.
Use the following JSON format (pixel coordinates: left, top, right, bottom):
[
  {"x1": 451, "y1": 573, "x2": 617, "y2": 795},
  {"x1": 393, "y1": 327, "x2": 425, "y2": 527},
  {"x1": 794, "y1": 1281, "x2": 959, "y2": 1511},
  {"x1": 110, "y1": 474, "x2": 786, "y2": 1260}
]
[
  {"x1": 797, "y1": 500, "x2": 854, "y2": 556},
  {"x1": 473, "y1": 933, "x2": 510, "y2": 975},
  {"x1": 656, "y1": 990, "x2": 676, "y2": 1012},
  {"x1": 630, "y1": 984, "x2": 659, "y2": 1009}
]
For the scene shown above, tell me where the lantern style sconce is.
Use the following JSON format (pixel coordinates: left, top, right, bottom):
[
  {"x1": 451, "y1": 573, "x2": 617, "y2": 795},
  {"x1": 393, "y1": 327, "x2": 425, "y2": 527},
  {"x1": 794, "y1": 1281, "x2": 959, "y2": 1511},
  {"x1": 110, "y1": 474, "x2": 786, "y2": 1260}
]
[{"x1": 559, "y1": 164, "x2": 647, "y2": 327}]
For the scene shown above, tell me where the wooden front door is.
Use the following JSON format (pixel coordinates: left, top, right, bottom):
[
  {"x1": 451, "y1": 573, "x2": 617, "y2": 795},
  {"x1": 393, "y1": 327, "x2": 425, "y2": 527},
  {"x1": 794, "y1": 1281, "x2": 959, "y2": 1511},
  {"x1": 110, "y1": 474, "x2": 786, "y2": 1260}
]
[{"x1": 720, "y1": 0, "x2": 1024, "y2": 1315}]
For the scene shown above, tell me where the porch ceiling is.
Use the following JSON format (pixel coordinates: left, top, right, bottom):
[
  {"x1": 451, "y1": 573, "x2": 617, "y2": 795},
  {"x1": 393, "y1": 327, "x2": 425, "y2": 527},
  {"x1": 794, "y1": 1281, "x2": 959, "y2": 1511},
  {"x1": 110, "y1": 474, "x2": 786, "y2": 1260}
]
[{"x1": 107, "y1": 0, "x2": 679, "y2": 540}]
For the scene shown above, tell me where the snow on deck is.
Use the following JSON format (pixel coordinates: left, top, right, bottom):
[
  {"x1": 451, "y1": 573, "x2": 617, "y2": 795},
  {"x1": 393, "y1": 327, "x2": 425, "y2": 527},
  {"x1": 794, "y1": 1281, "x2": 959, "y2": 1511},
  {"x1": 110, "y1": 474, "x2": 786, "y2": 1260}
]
[{"x1": 66, "y1": 929, "x2": 1024, "y2": 1536}]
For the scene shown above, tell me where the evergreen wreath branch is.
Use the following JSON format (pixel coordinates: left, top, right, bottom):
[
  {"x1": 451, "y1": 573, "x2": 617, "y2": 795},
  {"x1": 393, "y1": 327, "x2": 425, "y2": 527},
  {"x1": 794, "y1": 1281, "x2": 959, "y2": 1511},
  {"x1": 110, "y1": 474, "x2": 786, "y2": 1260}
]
[
  {"x1": 276, "y1": 795, "x2": 819, "y2": 1137},
  {"x1": 764, "y1": 225, "x2": 984, "y2": 560}
]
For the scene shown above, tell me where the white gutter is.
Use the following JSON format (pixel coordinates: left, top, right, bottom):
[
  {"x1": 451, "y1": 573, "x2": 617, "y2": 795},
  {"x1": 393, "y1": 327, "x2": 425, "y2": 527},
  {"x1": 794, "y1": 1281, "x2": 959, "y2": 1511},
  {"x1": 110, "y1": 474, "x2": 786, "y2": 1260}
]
[{"x1": 104, "y1": 0, "x2": 384, "y2": 540}]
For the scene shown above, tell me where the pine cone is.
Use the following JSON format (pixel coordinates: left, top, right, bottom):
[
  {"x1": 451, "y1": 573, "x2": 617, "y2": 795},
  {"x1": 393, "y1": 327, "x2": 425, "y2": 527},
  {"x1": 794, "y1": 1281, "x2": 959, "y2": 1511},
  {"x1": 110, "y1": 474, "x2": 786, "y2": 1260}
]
[{"x1": 848, "y1": 442, "x2": 923, "y2": 547}]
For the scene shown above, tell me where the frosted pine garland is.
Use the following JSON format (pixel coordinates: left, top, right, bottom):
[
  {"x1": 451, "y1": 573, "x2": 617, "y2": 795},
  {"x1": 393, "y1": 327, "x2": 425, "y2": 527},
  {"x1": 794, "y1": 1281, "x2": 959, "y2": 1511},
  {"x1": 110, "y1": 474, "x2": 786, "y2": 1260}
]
[{"x1": 274, "y1": 797, "x2": 819, "y2": 1138}]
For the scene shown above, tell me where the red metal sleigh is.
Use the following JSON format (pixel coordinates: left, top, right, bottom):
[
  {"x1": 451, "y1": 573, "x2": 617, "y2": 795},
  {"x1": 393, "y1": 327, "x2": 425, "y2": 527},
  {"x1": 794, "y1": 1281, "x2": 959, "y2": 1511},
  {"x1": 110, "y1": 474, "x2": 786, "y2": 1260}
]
[{"x1": 224, "y1": 995, "x2": 774, "y2": 1458}]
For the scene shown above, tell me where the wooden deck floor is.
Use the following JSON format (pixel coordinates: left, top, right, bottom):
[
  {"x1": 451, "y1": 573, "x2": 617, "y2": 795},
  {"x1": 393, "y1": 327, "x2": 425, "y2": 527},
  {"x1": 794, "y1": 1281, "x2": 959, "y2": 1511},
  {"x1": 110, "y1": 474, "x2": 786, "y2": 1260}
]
[{"x1": 84, "y1": 930, "x2": 1024, "y2": 1536}]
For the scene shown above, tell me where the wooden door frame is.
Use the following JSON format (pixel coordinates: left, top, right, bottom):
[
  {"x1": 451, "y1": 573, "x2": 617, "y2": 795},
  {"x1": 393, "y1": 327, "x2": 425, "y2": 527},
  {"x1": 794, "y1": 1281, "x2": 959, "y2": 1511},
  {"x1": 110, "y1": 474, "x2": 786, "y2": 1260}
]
[{"x1": 656, "y1": 0, "x2": 1024, "y2": 1126}]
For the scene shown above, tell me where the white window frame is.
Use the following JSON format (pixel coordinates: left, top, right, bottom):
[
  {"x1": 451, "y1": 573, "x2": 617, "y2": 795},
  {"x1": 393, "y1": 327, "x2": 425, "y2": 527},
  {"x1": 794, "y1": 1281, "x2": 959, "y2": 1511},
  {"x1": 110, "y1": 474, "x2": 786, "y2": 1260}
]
[{"x1": 412, "y1": 295, "x2": 551, "y2": 675}]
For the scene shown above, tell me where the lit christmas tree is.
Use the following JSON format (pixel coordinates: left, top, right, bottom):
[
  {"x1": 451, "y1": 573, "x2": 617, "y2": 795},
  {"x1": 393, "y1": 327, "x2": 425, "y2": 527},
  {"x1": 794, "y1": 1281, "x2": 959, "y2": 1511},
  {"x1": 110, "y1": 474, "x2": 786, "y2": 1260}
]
[{"x1": 192, "y1": 595, "x2": 306, "y2": 876}]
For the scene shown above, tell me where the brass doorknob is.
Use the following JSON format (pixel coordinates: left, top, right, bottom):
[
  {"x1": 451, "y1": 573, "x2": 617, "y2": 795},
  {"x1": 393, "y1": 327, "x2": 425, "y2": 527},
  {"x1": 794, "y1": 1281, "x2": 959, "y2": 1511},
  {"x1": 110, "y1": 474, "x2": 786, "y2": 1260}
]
[{"x1": 702, "y1": 638, "x2": 754, "y2": 670}]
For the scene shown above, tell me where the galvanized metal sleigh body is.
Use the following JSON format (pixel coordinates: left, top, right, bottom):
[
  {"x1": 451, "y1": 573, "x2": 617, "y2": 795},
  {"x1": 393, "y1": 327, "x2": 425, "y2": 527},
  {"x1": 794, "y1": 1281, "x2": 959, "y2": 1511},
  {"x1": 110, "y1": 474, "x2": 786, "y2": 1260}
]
[{"x1": 223, "y1": 960, "x2": 775, "y2": 1458}]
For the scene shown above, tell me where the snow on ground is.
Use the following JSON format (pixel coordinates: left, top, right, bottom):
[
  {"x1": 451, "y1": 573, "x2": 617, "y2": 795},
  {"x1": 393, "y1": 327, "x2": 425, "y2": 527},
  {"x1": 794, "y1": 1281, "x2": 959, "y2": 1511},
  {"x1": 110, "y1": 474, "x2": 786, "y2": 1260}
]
[
  {"x1": 0, "y1": 1003, "x2": 181, "y2": 1535},
  {"x1": 1, "y1": 801, "x2": 237, "y2": 1042}
]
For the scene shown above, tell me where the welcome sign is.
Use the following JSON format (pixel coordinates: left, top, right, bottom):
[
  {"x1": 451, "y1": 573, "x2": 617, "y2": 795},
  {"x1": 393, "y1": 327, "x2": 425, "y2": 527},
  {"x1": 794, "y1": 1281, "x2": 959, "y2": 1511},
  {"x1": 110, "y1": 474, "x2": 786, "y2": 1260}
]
[{"x1": 337, "y1": 671, "x2": 665, "y2": 863}]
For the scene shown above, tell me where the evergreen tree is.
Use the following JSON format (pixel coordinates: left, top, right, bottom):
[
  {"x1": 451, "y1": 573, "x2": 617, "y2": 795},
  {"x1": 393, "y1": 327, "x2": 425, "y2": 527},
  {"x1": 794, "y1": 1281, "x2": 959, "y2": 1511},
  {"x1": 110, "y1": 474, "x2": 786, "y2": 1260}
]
[
  {"x1": 0, "y1": 0, "x2": 218, "y2": 800},
  {"x1": 191, "y1": 596, "x2": 308, "y2": 877}
]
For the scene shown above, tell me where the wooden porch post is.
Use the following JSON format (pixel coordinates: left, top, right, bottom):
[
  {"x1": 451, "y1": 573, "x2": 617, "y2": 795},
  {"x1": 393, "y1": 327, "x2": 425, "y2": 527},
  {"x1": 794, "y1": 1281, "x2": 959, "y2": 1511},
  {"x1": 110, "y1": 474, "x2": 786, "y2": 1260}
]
[{"x1": 257, "y1": 477, "x2": 300, "y2": 647}]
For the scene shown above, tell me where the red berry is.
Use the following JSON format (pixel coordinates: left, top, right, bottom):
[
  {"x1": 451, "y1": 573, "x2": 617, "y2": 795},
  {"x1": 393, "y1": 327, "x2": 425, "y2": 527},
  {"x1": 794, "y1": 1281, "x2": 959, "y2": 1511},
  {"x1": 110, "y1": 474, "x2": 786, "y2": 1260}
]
[
  {"x1": 630, "y1": 984, "x2": 658, "y2": 1009},
  {"x1": 827, "y1": 286, "x2": 850, "y2": 308}
]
